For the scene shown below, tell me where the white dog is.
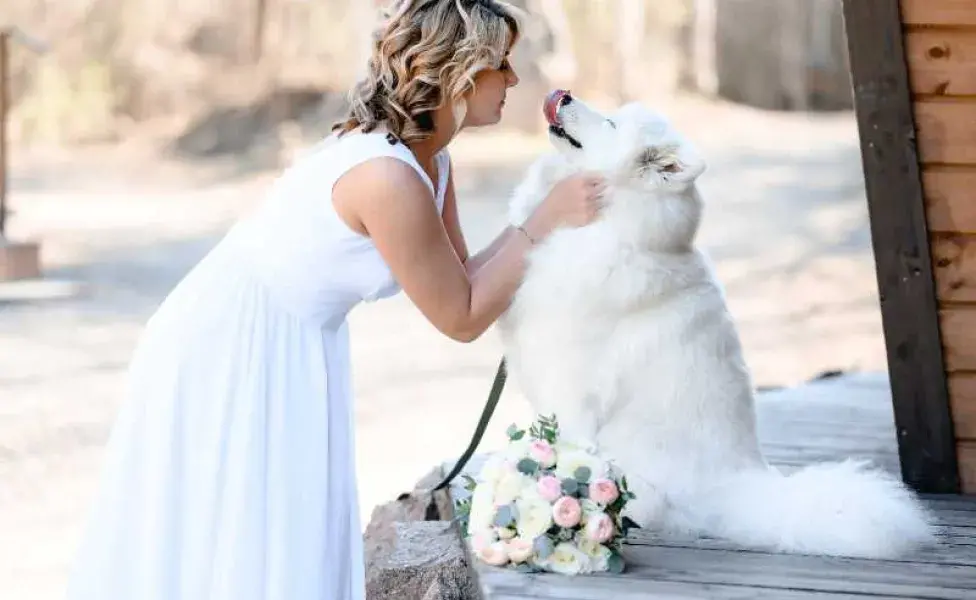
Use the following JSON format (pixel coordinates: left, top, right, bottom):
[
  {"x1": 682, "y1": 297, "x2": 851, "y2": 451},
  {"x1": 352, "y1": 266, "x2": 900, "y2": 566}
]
[{"x1": 497, "y1": 91, "x2": 936, "y2": 559}]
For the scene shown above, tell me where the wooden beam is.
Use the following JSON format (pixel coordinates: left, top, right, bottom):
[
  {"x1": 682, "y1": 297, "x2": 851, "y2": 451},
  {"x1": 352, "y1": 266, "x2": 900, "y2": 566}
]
[
  {"x1": 1, "y1": 30, "x2": 9, "y2": 237},
  {"x1": 842, "y1": 0, "x2": 960, "y2": 493},
  {"x1": 901, "y1": 0, "x2": 976, "y2": 27}
]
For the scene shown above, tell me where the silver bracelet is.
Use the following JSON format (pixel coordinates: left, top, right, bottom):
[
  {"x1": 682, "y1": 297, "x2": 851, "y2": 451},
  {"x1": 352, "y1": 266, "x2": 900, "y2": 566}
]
[{"x1": 516, "y1": 225, "x2": 536, "y2": 245}]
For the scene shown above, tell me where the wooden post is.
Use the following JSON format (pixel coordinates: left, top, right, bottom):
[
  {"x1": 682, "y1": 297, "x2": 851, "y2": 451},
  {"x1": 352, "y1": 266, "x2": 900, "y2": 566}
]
[
  {"x1": 842, "y1": 0, "x2": 960, "y2": 494},
  {"x1": 0, "y1": 27, "x2": 47, "y2": 281},
  {"x1": 1, "y1": 29, "x2": 9, "y2": 237},
  {"x1": 253, "y1": 0, "x2": 267, "y2": 64}
]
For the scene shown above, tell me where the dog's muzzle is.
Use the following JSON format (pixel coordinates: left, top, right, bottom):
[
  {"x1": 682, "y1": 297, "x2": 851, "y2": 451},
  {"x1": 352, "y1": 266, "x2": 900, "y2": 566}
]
[{"x1": 544, "y1": 89, "x2": 582, "y2": 149}]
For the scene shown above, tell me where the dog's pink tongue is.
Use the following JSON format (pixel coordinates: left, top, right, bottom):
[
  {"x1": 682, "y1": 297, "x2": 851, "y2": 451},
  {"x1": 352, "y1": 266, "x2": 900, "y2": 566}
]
[{"x1": 544, "y1": 89, "x2": 568, "y2": 126}]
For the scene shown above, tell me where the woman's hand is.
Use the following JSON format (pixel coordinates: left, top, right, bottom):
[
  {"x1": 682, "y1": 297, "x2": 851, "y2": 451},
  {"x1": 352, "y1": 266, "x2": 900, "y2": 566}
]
[{"x1": 523, "y1": 172, "x2": 607, "y2": 241}]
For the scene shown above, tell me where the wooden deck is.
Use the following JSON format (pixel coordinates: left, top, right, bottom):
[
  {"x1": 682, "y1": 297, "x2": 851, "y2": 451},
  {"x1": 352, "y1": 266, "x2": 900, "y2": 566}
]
[{"x1": 447, "y1": 373, "x2": 976, "y2": 599}]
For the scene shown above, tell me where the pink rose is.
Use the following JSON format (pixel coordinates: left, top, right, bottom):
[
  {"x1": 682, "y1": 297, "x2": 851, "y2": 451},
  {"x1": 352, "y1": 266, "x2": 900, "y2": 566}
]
[
  {"x1": 504, "y1": 538, "x2": 534, "y2": 564},
  {"x1": 537, "y1": 475, "x2": 563, "y2": 503},
  {"x1": 552, "y1": 496, "x2": 583, "y2": 528},
  {"x1": 476, "y1": 541, "x2": 510, "y2": 567},
  {"x1": 589, "y1": 478, "x2": 620, "y2": 505},
  {"x1": 469, "y1": 531, "x2": 495, "y2": 553},
  {"x1": 583, "y1": 513, "x2": 615, "y2": 543},
  {"x1": 528, "y1": 440, "x2": 556, "y2": 468}
]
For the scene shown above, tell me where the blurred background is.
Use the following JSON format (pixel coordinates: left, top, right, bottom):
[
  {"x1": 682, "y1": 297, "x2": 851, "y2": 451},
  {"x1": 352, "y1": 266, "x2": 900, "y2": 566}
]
[{"x1": 1, "y1": 1, "x2": 882, "y2": 598}]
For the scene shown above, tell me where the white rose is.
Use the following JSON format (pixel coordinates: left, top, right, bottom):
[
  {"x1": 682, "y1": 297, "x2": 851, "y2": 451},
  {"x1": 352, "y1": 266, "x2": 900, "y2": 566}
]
[
  {"x1": 497, "y1": 526, "x2": 516, "y2": 540},
  {"x1": 468, "y1": 482, "x2": 497, "y2": 533},
  {"x1": 575, "y1": 537, "x2": 612, "y2": 572},
  {"x1": 503, "y1": 437, "x2": 532, "y2": 462},
  {"x1": 494, "y1": 468, "x2": 532, "y2": 507},
  {"x1": 515, "y1": 487, "x2": 554, "y2": 541},
  {"x1": 554, "y1": 439, "x2": 584, "y2": 455},
  {"x1": 468, "y1": 529, "x2": 497, "y2": 554},
  {"x1": 505, "y1": 537, "x2": 535, "y2": 564},
  {"x1": 540, "y1": 542, "x2": 591, "y2": 576},
  {"x1": 580, "y1": 499, "x2": 604, "y2": 520},
  {"x1": 477, "y1": 541, "x2": 510, "y2": 567},
  {"x1": 478, "y1": 453, "x2": 512, "y2": 486},
  {"x1": 554, "y1": 450, "x2": 608, "y2": 481}
]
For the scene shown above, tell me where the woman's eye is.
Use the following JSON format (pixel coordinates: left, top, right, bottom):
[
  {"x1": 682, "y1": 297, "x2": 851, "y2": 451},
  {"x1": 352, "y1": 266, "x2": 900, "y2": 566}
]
[{"x1": 606, "y1": 119, "x2": 617, "y2": 129}]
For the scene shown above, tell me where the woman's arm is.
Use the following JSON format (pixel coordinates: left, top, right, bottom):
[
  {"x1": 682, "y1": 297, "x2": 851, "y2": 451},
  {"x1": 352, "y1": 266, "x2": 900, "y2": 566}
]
[
  {"x1": 335, "y1": 157, "x2": 538, "y2": 342},
  {"x1": 439, "y1": 157, "x2": 518, "y2": 276}
]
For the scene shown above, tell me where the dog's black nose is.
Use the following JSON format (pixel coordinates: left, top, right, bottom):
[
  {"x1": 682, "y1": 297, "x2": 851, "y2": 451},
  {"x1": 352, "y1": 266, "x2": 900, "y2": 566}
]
[{"x1": 560, "y1": 92, "x2": 573, "y2": 106}]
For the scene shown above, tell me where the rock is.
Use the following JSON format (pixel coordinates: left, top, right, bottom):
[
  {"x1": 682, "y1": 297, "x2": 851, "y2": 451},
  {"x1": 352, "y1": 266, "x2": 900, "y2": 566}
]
[
  {"x1": 366, "y1": 521, "x2": 479, "y2": 600},
  {"x1": 364, "y1": 467, "x2": 479, "y2": 600}
]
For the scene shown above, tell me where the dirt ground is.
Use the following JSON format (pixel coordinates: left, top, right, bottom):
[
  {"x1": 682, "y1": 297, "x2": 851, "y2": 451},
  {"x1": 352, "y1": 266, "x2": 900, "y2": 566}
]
[{"x1": 0, "y1": 94, "x2": 887, "y2": 599}]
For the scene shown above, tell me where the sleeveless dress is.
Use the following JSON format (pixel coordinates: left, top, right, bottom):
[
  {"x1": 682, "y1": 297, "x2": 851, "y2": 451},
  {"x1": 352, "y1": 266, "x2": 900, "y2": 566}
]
[{"x1": 65, "y1": 132, "x2": 450, "y2": 600}]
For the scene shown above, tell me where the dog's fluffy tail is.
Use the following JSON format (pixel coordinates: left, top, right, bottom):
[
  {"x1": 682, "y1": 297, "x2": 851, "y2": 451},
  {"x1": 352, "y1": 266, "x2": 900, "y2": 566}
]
[{"x1": 682, "y1": 460, "x2": 938, "y2": 558}]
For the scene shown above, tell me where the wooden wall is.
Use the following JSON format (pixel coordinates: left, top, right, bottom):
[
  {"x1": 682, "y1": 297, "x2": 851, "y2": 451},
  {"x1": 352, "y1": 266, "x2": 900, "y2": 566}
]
[{"x1": 901, "y1": 0, "x2": 976, "y2": 493}]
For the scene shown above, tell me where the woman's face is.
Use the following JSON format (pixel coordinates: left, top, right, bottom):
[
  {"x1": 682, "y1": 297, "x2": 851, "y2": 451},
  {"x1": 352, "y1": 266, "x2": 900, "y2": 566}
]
[{"x1": 462, "y1": 54, "x2": 521, "y2": 128}]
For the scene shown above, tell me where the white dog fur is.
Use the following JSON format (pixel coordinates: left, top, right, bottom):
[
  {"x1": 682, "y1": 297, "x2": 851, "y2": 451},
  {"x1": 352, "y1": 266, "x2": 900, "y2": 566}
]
[{"x1": 497, "y1": 96, "x2": 937, "y2": 559}]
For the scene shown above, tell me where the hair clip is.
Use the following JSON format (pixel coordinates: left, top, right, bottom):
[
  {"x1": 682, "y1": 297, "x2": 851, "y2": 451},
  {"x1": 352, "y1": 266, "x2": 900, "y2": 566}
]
[{"x1": 386, "y1": 132, "x2": 400, "y2": 145}]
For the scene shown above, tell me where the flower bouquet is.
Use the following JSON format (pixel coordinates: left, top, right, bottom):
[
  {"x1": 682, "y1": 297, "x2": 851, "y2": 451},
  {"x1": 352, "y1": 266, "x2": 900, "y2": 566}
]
[{"x1": 454, "y1": 415, "x2": 637, "y2": 575}]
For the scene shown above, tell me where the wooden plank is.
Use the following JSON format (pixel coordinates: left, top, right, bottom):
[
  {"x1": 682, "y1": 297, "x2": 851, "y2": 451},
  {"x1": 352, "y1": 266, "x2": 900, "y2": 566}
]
[
  {"x1": 901, "y1": 0, "x2": 976, "y2": 27},
  {"x1": 611, "y1": 545, "x2": 976, "y2": 599},
  {"x1": 939, "y1": 306, "x2": 976, "y2": 371},
  {"x1": 907, "y1": 29, "x2": 976, "y2": 96},
  {"x1": 842, "y1": 0, "x2": 960, "y2": 494},
  {"x1": 487, "y1": 574, "x2": 913, "y2": 600},
  {"x1": 625, "y1": 531, "x2": 976, "y2": 567},
  {"x1": 948, "y1": 374, "x2": 976, "y2": 439},
  {"x1": 916, "y1": 100, "x2": 976, "y2": 164},
  {"x1": 931, "y1": 235, "x2": 976, "y2": 301},
  {"x1": 921, "y1": 493, "x2": 976, "y2": 511},
  {"x1": 923, "y1": 168, "x2": 976, "y2": 233},
  {"x1": 960, "y1": 441, "x2": 976, "y2": 494}
]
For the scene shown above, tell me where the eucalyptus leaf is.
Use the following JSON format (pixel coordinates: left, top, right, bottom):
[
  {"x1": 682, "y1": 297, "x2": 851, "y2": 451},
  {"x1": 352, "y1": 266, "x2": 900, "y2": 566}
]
[
  {"x1": 517, "y1": 458, "x2": 539, "y2": 475},
  {"x1": 561, "y1": 478, "x2": 579, "y2": 496},
  {"x1": 578, "y1": 483, "x2": 589, "y2": 499},
  {"x1": 533, "y1": 535, "x2": 555, "y2": 559},
  {"x1": 608, "y1": 552, "x2": 626, "y2": 574},
  {"x1": 493, "y1": 505, "x2": 515, "y2": 528},
  {"x1": 574, "y1": 466, "x2": 591, "y2": 483}
]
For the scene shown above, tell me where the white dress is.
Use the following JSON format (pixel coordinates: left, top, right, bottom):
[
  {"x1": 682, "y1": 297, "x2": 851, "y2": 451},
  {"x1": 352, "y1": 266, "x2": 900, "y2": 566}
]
[{"x1": 65, "y1": 132, "x2": 450, "y2": 600}]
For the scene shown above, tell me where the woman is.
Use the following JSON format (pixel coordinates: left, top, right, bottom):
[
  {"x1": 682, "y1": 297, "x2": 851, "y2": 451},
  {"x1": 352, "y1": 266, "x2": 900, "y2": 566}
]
[{"x1": 66, "y1": 1, "x2": 604, "y2": 598}]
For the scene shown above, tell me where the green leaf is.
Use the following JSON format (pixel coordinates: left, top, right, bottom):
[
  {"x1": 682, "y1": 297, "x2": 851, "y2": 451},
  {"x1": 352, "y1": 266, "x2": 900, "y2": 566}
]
[
  {"x1": 517, "y1": 458, "x2": 540, "y2": 476},
  {"x1": 533, "y1": 535, "x2": 555, "y2": 559},
  {"x1": 574, "y1": 466, "x2": 591, "y2": 483},
  {"x1": 621, "y1": 476, "x2": 629, "y2": 492},
  {"x1": 578, "y1": 483, "x2": 589, "y2": 499},
  {"x1": 561, "y1": 478, "x2": 579, "y2": 496},
  {"x1": 506, "y1": 424, "x2": 526, "y2": 441},
  {"x1": 608, "y1": 551, "x2": 626, "y2": 574},
  {"x1": 513, "y1": 562, "x2": 539, "y2": 574},
  {"x1": 621, "y1": 515, "x2": 641, "y2": 534},
  {"x1": 494, "y1": 505, "x2": 515, "y2": 528}
]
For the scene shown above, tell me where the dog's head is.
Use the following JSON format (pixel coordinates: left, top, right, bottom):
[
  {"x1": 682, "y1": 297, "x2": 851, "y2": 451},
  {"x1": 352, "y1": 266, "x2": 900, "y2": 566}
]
[
  {"x1": 543, "y1": 90, "x2": 706, "y2": 249},
  {"x1": 544, "y1": 90, "x2": 706, "y2": 193}
]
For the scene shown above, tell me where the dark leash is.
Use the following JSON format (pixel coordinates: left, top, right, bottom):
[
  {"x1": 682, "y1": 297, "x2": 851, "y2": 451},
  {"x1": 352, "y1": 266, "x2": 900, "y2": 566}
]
[{"x1": 407, "y1": 357, "x2": 508, "y2": 521}]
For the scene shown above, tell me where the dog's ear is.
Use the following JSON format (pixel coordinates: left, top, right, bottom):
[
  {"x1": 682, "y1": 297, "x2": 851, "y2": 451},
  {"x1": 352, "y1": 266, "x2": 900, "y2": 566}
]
[
  {"x1": 636, "y1": 146, "x2": 681, "y2": 174},
  {"x1": 636, "y1": 143, "x2": 705, "y2": 185}
]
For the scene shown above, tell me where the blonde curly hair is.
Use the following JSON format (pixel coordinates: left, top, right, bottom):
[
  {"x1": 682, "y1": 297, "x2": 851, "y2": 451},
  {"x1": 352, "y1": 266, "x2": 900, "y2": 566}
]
[{"x1": 333, "y1": 0, "x2": 522, "y2": 144}]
